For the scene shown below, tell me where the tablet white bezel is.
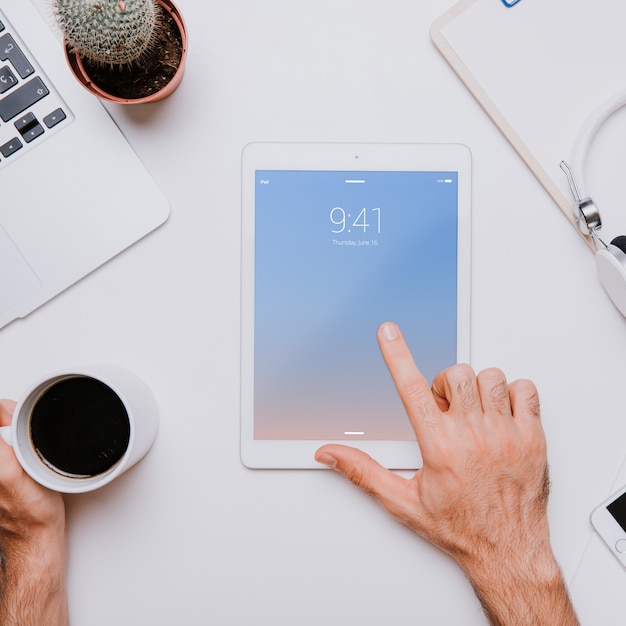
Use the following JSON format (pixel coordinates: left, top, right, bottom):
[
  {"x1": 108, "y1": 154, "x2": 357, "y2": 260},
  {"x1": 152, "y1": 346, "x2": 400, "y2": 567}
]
[{"x1": 241, "y1": 142, "x2": 471, "y2": 469}]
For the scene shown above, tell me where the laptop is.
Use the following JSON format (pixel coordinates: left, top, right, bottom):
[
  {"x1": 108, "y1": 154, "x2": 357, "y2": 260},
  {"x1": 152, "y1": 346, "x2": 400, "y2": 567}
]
[{"x1": 0, "y1": 0, "x2": 170, "y2": 329}]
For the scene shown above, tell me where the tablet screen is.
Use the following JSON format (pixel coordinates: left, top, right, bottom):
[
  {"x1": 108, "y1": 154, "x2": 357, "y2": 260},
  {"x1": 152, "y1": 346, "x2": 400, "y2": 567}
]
[{"x1": 254, "y1": 169, "x2": 460, "y2": 441}]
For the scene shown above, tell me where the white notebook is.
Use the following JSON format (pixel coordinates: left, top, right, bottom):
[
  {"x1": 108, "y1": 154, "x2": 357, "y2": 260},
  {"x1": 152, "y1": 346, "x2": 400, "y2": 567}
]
[{"x1": 431, "y1": 0, "x2": 626, "y2": 252}]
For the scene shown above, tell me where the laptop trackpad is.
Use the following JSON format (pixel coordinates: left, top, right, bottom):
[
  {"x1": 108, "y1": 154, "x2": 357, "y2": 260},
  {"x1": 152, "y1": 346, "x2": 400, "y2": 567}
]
[{"x1": 0, "y1": 224, "x2": 42, "y2": 316}]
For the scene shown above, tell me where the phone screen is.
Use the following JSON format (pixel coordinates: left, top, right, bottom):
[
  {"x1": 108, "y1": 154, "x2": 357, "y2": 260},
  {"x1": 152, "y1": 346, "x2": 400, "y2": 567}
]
[
  {"x1": 607, "y1": 491, "x2": 626, "y2": 532},
  {"x1": 253, "y1": 169, "x2": 460, "y2": 441}
]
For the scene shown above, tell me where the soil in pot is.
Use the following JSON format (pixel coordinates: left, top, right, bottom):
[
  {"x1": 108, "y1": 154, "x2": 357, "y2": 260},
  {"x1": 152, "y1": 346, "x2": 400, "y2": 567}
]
[{"x1": 80, "y1": 4, "x2": 183, "y2": 100}]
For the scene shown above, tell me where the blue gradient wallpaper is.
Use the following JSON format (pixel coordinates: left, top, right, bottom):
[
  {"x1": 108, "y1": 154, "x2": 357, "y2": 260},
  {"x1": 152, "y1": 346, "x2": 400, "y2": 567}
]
[{"x1": 254, "y1": 170, "x2": 458, "y2": 440}]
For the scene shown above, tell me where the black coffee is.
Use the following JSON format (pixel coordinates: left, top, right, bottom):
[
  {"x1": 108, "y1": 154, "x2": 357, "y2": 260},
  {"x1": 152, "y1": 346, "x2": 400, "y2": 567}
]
[{"x1": 30, "y1": 376, "x2": 131, "y2": 478}]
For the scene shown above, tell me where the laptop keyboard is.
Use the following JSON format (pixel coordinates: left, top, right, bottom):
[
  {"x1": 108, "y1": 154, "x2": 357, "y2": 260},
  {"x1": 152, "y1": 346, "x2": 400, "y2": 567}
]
[{"x1": 0, "y1": 9, "x2": 72, "y2": 170}]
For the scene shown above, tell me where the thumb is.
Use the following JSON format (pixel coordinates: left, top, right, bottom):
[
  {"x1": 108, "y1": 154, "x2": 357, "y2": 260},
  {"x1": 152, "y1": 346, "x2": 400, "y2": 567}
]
[
  {"x1": 315, "y1": 444, "x2": 416, "y2": 520},
  {"x1": 0, "y1": 399, "x2": 16, "y2": 427},
  {"x1": 0, "y1": 401, "x2": 16, "y2": 452}
]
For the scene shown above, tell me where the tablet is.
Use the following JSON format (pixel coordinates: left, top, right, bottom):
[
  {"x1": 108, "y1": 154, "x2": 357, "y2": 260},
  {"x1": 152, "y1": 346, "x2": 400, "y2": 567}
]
[{"x1": 241, "y1": 142, "x2": 471, "y2": 469}]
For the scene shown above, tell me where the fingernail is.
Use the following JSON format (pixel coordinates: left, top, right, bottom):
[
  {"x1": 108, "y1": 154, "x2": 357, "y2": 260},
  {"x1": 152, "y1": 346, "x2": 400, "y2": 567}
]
[
  {"x1": 381, "y1": 322, "x2": 398, "y2": 341},
  {"x1": 316, "y1": 452, "x2": 338, "y2": 469}
]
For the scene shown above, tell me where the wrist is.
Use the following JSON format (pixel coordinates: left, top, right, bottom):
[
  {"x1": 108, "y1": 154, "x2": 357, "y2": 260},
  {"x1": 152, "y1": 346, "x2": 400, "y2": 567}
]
[
  {"x1": 467, "y1": 550, "x2": 563, "y2": 599},
  {"x1": 457, "y1": 541, "x2": 579, "y2": 626},
  {"x1": 0, "y1": 525, "x2": 68, "y2": 626},
  {"x1": 461, "y1": 538, "x2": 561, "y2": 589},
  {"x1": 5, "y1": 510, "x2": 66, "y2": 560}
]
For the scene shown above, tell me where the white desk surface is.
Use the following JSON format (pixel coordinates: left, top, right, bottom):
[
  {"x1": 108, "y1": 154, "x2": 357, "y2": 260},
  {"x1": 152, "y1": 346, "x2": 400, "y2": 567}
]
[{"x1": 8, "y1": 0, "x2": 626, "y2": 623}]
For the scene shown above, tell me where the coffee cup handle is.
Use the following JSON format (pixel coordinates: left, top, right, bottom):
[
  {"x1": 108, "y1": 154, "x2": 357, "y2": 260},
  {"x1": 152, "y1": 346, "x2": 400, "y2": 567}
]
[{"x1": 0, "y1": 426, "x2": 12, "y2": 446}]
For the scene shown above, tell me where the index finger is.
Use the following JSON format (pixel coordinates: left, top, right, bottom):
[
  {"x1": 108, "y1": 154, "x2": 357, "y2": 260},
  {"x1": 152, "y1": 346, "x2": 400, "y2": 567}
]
[{"x1": 377, "y1": 322, "x2": 440, "y2": 438}]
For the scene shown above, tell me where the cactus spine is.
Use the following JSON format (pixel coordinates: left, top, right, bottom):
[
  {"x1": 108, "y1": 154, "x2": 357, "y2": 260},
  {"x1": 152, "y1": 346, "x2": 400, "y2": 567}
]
[{"x1": 54, "y1": 0, "x2": 160, "y2": 67}]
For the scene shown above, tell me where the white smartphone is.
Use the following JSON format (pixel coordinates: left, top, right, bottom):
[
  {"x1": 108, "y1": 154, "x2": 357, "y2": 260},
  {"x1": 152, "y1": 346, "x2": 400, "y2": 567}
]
[{"x1": 591, "y1": 484, "x2": 626, "y2": 569}]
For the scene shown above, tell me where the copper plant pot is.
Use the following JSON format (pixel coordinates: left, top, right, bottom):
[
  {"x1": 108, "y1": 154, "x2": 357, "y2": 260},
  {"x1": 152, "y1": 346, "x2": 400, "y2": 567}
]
[{"x1": 63, "y1": 0, "x2": 188, "y2": 104}]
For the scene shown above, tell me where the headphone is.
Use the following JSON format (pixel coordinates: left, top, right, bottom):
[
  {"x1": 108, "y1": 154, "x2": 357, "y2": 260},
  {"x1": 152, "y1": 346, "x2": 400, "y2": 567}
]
[{"x1": 560, "y1": 89, "x2": 626, "y2": 317}]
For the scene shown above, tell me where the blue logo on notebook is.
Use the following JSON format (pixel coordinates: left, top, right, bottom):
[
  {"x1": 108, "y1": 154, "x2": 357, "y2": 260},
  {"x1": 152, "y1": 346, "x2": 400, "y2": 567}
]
[{"x1": 501, "y1": 0, "x2": 522, "y2": 6}]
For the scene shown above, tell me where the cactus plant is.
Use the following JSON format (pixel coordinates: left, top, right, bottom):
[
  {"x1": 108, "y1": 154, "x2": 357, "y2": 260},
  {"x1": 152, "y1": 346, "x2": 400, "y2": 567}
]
[
  {"x1": 56, "y1": 0, "x2": 187, "y2": 103},
  {"x1": 53, "y1": 0, "x2": 160, "y2": 68}
]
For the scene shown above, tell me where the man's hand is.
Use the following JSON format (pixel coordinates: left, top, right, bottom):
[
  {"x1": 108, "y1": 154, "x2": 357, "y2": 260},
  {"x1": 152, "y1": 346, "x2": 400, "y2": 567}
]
[
  {"x1": 315, "y1": 322, "x2": 579, "y2": 626},
  {"x1": 0, "y1": 400, "x2": 68, "y2": 626}
]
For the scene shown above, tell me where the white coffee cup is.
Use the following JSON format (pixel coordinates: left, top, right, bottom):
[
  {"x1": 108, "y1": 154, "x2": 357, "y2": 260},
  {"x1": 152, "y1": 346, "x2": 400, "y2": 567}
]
[{"x1": 0, "y1": 365, "x2": 159, "y2": 494}]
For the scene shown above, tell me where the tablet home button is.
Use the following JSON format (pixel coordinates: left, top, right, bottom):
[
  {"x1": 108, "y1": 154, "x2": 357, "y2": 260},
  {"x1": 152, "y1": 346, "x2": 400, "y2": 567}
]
[{"x1": 615, "y1": 539, "x2": 626, "y2": 554}]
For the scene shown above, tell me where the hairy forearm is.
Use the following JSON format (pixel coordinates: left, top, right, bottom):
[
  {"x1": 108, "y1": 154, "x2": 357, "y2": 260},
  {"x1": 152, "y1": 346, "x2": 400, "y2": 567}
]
[
  {"x1": 462, "y1": 547, "x2": 579, "y2": 626},
  {"x1": 0, "y1": 529, "x2": 69, "y2": 626}
]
